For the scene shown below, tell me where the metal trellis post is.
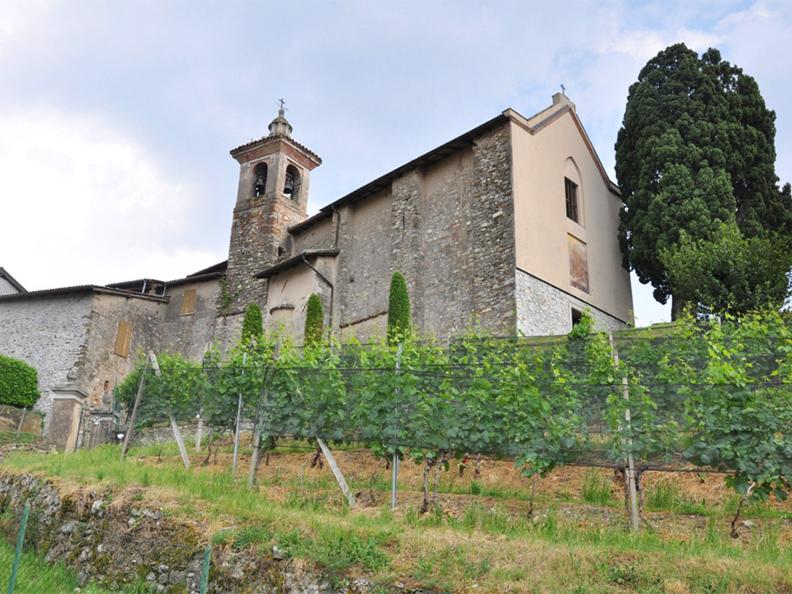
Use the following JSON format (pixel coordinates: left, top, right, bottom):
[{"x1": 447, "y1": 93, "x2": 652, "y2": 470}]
[
  {"x1": 391, "y1": 342, "x2": 403, "y2": 511},
  {"x1": 6, "y1": 502, "x2": 30, "y2": 594}
]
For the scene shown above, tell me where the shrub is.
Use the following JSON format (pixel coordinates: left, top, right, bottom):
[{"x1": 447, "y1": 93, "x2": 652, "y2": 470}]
[
  {"x1": 0, "y1": 354, "x2": 39, "y2": 408},
  {"x1": 387, "y1": 271, "x2": 411, "y2": 344},
  {"x1": 304, "y1": 293, "x2": 324, "y2": 346},
  {"x1": 241, "y1": 303, "x2": 263, "y2": 346}
]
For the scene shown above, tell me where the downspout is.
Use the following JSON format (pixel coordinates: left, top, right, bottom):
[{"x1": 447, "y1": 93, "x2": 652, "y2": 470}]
[{"x1": 301, "y1": 254, "x2": 334, "y2": 332}]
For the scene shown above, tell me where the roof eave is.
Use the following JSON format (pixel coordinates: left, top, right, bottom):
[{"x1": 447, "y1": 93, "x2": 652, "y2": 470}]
[{"x1": 255, "y1": 249, "x2": 339, "y2": 279}]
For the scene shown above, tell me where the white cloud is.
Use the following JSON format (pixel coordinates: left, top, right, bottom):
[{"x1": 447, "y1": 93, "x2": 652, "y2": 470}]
[{"x1": 0, "y1": 109, "x2": 219, "y2": 289}]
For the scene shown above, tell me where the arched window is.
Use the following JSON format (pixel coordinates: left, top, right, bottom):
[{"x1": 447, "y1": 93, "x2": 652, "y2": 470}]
[
  {"x1": 284, "y1": 165, "x2": 301, "y2": 200},
  {"x1": 253, "y1": 162, "x2": 268, "y2": 197},
  {"x1": 563, "y1": 157, "x2": 583, "y2": 225}
]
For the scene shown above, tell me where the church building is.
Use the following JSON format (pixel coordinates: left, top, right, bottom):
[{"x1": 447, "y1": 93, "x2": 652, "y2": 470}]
[{"x1": 0, "y1": 93, "x2": 633, "y2": 448}]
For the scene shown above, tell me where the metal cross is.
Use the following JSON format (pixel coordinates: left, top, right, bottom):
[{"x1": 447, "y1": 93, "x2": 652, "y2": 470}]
[
  {"x1": 560, "y1": 83, "x2": 566, "y2": 95},
  {"x1": 278, "y1": 98, "x2": 287, "y2": 112}
]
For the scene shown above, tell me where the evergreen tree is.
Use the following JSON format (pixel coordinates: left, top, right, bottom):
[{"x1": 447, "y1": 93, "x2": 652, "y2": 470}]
[
  {"x1": 241, "y1": 303, "x2": 263, "y2": 346},
  {"x1": 387, "y1": 271, "x2": 411, "y2": 343},
  {"x1": 615, "y1": 43, "x2": 792, "y2": 316},
  {"x1": 304, "y1": 293, "x2": 324, "y2": 346}
]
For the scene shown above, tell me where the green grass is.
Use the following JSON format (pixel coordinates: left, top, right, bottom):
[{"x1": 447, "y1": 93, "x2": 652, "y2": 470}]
[
  {"x1": 4, "y1": 445, "x2": 792, "y2": 593},
  {"x1": 0, "y1": 540, "x2": 134, "y2": 593},
  {"x1": 581, "y1": 469, "x2": 615, "y2": 506},
  {"x1": 0, "y1": 431, "x2": 39, "y2": 447}
]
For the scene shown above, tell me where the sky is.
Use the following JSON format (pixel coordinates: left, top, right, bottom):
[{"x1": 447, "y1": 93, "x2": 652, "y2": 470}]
[{"x1": 1, "y1": 0, "x2": 790, "y2": 327}]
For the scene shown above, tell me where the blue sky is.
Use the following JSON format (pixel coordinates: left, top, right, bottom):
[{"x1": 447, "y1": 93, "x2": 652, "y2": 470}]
[{"x1": 1, "y1": 0, "x2": 790, "y2": 326}]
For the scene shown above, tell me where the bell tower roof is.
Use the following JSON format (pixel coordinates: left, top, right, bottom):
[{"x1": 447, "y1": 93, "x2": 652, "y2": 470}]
[
  {"x1": 268, "y1": 99, "x2": 293, "y2": 137},
  {"x1": 230, "y1": 99, "x2": 321, "y2": 166}
]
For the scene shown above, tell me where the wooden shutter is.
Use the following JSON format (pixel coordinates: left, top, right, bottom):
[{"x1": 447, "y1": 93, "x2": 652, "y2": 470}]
[
  {"x1": 114, "y1": 321, "x2": 132, "y2": 358},
  {"x1": 565, "y1": 178, "x2": 579, "y2": 223},
  {"x1": 180, "y1": 288, "x2": 197, "y2": 315}
]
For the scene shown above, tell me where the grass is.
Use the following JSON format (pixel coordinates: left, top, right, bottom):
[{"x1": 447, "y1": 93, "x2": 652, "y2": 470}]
[
  {"x1": 0, "y1": 431, "x2": 39, "y2": 447},
  {"x1": 0, "y1": 539, "x2": 143, "y2": 593},
  {"x1": 3, "y1": 444, "x2": 792, "y2": 593},
  {"x1": 581, "y1": 468, "x2": 616, "y2": 506}
]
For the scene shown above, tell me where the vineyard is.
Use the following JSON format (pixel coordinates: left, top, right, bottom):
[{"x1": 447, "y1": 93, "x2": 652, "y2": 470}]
[{"x1": 115, "y1": 310, "x2": 792, "y2": 532}]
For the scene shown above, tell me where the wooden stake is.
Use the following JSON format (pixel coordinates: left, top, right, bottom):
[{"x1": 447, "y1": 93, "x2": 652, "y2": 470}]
[
  {"x1": 170, "y1": 412, "x2": 191, "y2": 470},
  {"x1": 247, "y1": 430, "x2": 261, "y2": 489},
  {"x1": 317, "y1": 437, "x2": 356, "y2": 508},
  {"x1": 609, "y1": 333, "x2": 640, "y2": 531},
  {"x1": 194, "y1": 416, "x2": 204, "y2": 451},
  {"x1": 121, "y1": 351, "x2": 157, "y2": 459},
  {"x1": 232, "y1": 353, "x2": 247, "y2": 476}
]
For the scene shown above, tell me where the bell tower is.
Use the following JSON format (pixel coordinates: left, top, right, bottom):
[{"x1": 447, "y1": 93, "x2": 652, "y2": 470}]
[{"x1": 223, "y1": 102, "x2": 322, "y2": 315}]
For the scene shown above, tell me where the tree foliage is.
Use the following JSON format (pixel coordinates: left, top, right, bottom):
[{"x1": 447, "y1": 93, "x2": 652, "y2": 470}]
[
  {"x1": 0, "y1": 354, "x2": 38, "y2": 408},
  {"x1": 241, "y1": 303, "x2": 263, "y2": 346},
  {"x1": 387, "y1": 272, "x2": 411, "y2": 344},
  {"x1": 615, "y1": 43, "x2": 792, "y2": 313},
  {"x1": 304, "y1": 293, "x2": 324, "y2": 346},
  {"x1": 661, "y1": 222, "x2": 792, "y2": 316}
]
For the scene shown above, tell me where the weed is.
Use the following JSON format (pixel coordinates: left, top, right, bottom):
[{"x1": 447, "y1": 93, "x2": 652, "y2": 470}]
[{"x1": 581, "y1": 469, "x2": 614, "y2": 506}]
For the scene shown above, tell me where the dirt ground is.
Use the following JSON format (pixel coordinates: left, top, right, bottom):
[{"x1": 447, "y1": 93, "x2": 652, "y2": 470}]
[{"x1": 136, "y1": 438, "x2": 792, "y2": 548}]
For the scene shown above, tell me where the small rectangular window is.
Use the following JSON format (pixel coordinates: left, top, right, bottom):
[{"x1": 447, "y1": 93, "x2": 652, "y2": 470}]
[
  {"x1": 114, "y1": 321, "x2": 132, "y2": 358},
  {"x1": 565, "y1": 178, "x2": 579, "y2": 223},
  {"x1": 180, "y1": 288, "x2": 197, "y2": 316},
  {"x1": 571, "y1": 307, "x2": 583, "y2": 327}
]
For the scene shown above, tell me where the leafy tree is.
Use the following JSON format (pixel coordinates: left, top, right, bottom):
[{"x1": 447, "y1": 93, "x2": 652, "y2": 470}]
[
  {"x1": 304, "y1": 293, "x2": 324, "y2": 346},
  {"x1": 661, "y1": 222, "x2": 792, "y2": 316},
  {"x1": 615, "y1": 43, "x2": 792, "y2": 316},
  {"x1": 387, "y1": 271, "x2": 411, "y2": 343},
  {"x1": 241, "y1": 303, "x2": 263, "y2": 346},
  {"x1": 0, "y1": 354, "x2": 38, "y2": 408}
]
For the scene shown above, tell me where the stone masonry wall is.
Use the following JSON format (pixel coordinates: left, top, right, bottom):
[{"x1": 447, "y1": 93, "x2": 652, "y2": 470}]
[
  {"x1": 161, "y1": 279, "x2": 222, "y2": 361},
  {"x1": 0, "y1": 294, "x2": 92, "y2": 430},
  {"x1": 515, "y1": 269, "x2": 627, "y2": 336},
  {"x1": 332, "y1": 122, "x2": 516, "y2": 340},
  {"x1": 77, "y1": 293, "x2": 164, "y2": 408},
  {"x1": 467, "y1": 123, "x2": 516, "y2": 335},
  {"x1": 336, "y1": 191, "x2": 393, "y2": 331}
]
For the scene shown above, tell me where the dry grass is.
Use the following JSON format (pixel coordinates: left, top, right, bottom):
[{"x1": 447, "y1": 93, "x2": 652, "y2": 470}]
[{"x1": 4, "y1": 440, "x2": 791, "y2": 593}]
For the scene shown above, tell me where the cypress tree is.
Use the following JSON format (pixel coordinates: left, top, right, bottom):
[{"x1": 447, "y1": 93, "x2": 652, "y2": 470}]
[
  {"x1": 304, "y1": 293, "x2": 324, "y2": 346},
  {"x1": 241, "y1": 303, "x2": 263, "y2": 346},
  {"x1": 615, "y1": 43, "x2": 792, "y2": 317},
  {"x1": 387, "y1": 271, "x2": 411, "y2": 343}
]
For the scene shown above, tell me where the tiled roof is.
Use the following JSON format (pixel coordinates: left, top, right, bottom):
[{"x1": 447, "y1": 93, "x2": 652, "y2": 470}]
[
  {"x1": 255, "y1": 249, "x2": 339, "y2": 279},
  {"x1": 230, "y1": 133, "x2": 321, "y2": 164},
  {"x1": 0, "y1": 267, "x2": 26, "y2": 293},
  {"x1": 0, "y1": 284, "x2": 169, "y2": 303}
]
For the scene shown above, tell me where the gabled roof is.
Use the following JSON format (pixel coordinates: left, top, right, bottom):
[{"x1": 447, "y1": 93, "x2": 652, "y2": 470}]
[
  {"x1": 187, "y1": 261, "x2": 227, "y2": 277},
  {"x1": 504, "y1": 93, "x2": 621, "y2": 196},
  {"x1": 288, "y1": 94, "x2": 620, "y2": 235},
  {"x1": 0, "y1": 284, "x2": 169, "y2": 303},
  {"x1": 0, "y1": 267, "x2": 26, "y2": 293}
]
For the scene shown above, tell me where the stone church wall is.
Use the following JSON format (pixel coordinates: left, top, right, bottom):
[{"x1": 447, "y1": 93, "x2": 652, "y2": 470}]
[
  {"x1": 0, "y1": 294, "x2": 92, "y2": 430},
  {"x1": 160, "y1": 279, "x2": 222, "y2": 361},
  {"x1": 330, "y1": 122, "x2": 516, "y2": 340},
  {"x1": 515, "y1": 269, "x2": 626, "y2": 336},
  {"x1": 336, "y1": 190, "x2": 393, "y2": 332},
  {"x1": 78, "y1": 293, "x2": 163, "y2": 408},
  {"x1": 291, "y1": 216, "x2": 335, "y2": 253}
]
